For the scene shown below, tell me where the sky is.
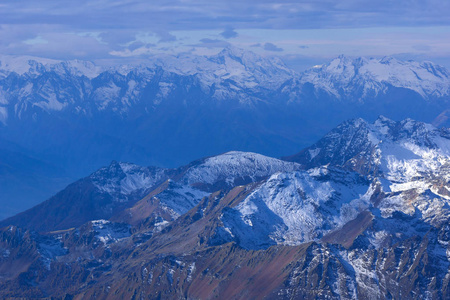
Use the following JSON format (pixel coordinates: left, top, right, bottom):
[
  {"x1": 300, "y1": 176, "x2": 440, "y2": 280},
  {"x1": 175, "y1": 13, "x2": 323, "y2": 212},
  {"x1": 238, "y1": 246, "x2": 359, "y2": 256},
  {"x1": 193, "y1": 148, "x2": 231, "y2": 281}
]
[{"x1": 1, "y1": 0, "x2": 450, "y2": 70}]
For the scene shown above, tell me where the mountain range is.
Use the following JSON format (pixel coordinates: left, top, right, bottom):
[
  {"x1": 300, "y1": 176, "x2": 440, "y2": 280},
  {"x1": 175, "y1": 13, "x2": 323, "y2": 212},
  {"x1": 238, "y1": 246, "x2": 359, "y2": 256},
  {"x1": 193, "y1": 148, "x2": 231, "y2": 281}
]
[
  {"x1": 0, "y1": 116, "x2": 449, "y2": 299},
  {"x1": 0, "y1": 47, "x2": 449, "y2": 220}
]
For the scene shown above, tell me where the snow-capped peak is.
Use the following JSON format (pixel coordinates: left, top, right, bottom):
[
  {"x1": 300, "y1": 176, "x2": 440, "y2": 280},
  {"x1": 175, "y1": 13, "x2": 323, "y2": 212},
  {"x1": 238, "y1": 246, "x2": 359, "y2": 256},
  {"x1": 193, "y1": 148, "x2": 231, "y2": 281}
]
[
  {"x1": 301, "y1": 55, "x2": 450, "y2": 99},
  {"x1": 290, "y1": 117, "x2": 450, "y2": 184},
  {"x1": 181, "y1": 151, "x2": 301, "y2": 188},
  {"x1": 0, "y1": 54, "x2": 61, "y2": 77},
  {"x1": 215, "y1": 46, "x2": 249, "y2": 60},
  {"x1": 0, "y1": 54, "x2": 102, "y2": 79},
  {"x1": 49, "y1": 60, "x2": 103, "y2": 79}
]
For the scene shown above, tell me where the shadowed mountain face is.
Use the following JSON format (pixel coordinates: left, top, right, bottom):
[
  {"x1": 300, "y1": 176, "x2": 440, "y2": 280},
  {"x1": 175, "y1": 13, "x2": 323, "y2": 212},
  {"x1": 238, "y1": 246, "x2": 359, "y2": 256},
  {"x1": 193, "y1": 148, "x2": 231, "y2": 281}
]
[
  {"x1": 1, "y1": 48, "x2": 450, "y2": 218},
  {"x1": 0, "y1": 117, "x2": 449, "y2": 299}
]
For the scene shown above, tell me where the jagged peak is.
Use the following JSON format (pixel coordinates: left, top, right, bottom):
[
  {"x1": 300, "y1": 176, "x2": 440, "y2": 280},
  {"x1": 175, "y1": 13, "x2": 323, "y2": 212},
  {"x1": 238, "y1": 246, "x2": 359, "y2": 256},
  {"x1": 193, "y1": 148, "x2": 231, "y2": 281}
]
[
  {"x1": 0, "y1": 54, "x2": 103, "y2": 78},
  {"x1": 212, "y1": 46, "x2": 290, "y2": 70},
  {"x1": 217, "y1": 46, "x2": 248, "y2": 58},
  {"x1": 339, "y1": 117, "x2": 369, "y2": 129},
  {"x1": 379, "y1": 56, "x2": 399, "y2": 64},
  {"x1": 375, "y1": 115, "x2": 394, "y2": 123},
  {"x1": 328, "y1": 54, "x2": 368, "y2": 64},
  {"x1": 309, "y1": 55, "x2": 448, "y2": 73},
  {"x1": 310, "y1": 117, "x2": 448, "y2": 155},
  {"x1": 373, "y1": 115, "x2": 396, "y2": 128},
  {"x1": 300, "y1": 54, "x2": 450, "y2": 98}
]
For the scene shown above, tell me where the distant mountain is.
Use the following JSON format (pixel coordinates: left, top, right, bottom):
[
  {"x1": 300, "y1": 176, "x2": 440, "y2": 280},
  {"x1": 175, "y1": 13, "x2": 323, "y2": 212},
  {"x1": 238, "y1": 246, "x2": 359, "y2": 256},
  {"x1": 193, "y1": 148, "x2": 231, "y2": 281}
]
[
  {"x1": 0, "y1": 48, "x2": 449, "y2": 219},
  {"x1": 300, "y1": 55, "x2": 450, "y2": 99},
  {"x1": 0, "y1": 51, "x2": 448, "y2": 124},
  {"x1": 1, "y1": 117, "x2": 449, "y2": 298}
]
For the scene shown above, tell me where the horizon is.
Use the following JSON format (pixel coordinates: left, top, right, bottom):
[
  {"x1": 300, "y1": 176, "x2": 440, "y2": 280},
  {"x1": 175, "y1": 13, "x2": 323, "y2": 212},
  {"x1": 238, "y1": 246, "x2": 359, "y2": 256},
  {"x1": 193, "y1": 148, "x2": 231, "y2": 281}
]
[
  {"x1": 1, "y1": 1, "x2": 450, "y2": 71},
  {"x1": 1, "y1": 45, "x2": 450, "y2": 73}
]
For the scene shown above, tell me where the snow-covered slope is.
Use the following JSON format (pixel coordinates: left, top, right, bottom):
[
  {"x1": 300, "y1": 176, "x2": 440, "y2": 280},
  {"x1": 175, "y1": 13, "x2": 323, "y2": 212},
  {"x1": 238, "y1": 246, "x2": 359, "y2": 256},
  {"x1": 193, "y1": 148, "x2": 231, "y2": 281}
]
[
  {"x1": 294, "y1": 116, "x2": 450, "y2": 181},
  {"x1": 113, "y1": 151, "x2": 302, "y2": 227},
  {"x1": 160, "y1": 151, "x2": 300, "y2": 220},
  {"x1": 2, "y1": 50, "x2": 448, "y2": 123},
  {"x1": 0, "y1": 54, "x2": 102, "y2": 79},
  {"x1": 220, "y1": 167, "x2": 372, "y2": 249},
  {"x1": 149, "y1": 46, "x2": 295, "y2": 92},
  {"x1": 0, "y1": 50, "x2": 449, "y2": 126},
  {"x1": 90, "y1": 161, "x2": 167, "y2": 200},
  {"x1": 0, "y1": 46, "x2": 296, "y2": 123},
  {"x1": 300, "y1": 55, "x2": 450, "y2": 99},
  {"x1": 214, "y1": 118, "x2": 450, "y2": 250},
  {"x1": 87, "y1": 220, "x2": 131, "y2": 245},
  {"x1": 180, "y1": 151, "x2": 301, "y2": 189}
]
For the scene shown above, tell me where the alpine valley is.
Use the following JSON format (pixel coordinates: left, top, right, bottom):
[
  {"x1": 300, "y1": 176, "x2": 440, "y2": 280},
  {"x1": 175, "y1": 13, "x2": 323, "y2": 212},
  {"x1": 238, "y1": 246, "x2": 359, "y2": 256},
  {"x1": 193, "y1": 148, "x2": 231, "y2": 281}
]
[
  {"x1": 1, "y1": 47, "x2": 450, "y2": 219},
  {"x1": 1, "y1": 116, "x2": 450, "y2": 299}
]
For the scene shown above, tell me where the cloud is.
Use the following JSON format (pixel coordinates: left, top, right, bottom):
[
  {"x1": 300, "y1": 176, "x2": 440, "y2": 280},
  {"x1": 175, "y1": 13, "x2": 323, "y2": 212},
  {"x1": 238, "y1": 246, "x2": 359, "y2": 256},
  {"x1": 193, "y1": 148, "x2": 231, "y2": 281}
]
[
  {"x1": 298, "y1": 45, "x2": 309, "y2": 49},
  {"x1": 191, "y1": 38, "x2": 231, "y2": 48},
  {"x1": 156, "y1": 31, "x2": 177, "y2": 43},
  {"x1": 2, "y1": 1, "x2": 449, "y2": 33},
  {"x1": 263, "y1": 42, "x2": 283, "y2": 52},
  {"x1": 412, "y1": 44, "x2": 432, "y2": 51},
  {"x1": 252, "y1": 42, "x2": 284, "y2": 52},
  {"x1": 99, "y1": 31, "x2": 137, "y2": 50},
  {"x1": 127, "y1": 41, "x2": 146, "y2": 51},
  {"x1": 0, "y1": 0, "x2": 449, "y2": 61},
  {"x1": 220, "y1": 28, "x2": 238, "y2": 39},
  {"x1": 23, "y1": 36, "x2": 48, "y2": 45}
]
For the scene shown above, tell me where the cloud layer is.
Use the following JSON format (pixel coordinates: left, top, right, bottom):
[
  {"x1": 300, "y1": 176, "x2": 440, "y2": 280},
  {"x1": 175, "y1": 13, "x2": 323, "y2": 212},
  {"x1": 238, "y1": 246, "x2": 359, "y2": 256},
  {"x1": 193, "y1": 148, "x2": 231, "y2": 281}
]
[{"x1": 0, "y1": 0, "x2": 449, "y2": 65}]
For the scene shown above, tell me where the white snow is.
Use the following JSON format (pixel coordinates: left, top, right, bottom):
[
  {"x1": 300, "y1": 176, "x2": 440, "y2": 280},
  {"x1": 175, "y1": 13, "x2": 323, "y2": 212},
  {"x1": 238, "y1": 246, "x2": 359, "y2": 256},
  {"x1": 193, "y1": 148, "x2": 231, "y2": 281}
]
[
  {"x1": 301, "y1": 55, "x2": 450, "y2": 99},
  {"x1": 90, "y1": 219, "x2": 131, "y2": 244},
  {"x1": 92, "y1": 83, "x2": 121, "y2": 110},
  {"x1": 187, "y1": 262, "x2": 196, "y2": 282},
  {"x1": 0, "y1": 106, "x2": 7, "y2": 125},
  {"x1": 37, "y1": 237, "x2": 67, "y2": 270},
  {"x1": 146, "y1": 46, "x2": 295, "y2": 94},
  {"x1": 340, "y1": 250, "x2": 381, "y2": 299},
  {"x1": 92, "y1": 162, "x2": 166, "y2": 197},
  {"x1": 182, "y1": 151, "x2": 301, "y2": 187},
  {"x1": 214, "y1": 118, "x2": 450, "y2": 250},
  {"x1": 308, "y1": 148, "x2": 321, "y2": 159},
  {"x1": 221, "y1": 168, "x2": 372, "y2": 248},
  {"x1": 2, "y1": 249, "x2": 10, "y2": 258},
  {"x1": 0, "y1": 54, "x2": 102, "y2": 78},
  {"x1": 0, "y1": 50, "x2": 448, "y2": 119},
  {"x1": 156, "y1": 182, "x2": 210, "y2": 218}
]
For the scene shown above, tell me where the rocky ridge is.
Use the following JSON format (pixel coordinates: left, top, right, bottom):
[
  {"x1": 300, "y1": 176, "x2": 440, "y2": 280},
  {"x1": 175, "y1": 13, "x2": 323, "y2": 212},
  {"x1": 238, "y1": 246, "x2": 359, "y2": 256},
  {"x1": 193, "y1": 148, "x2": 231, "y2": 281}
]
[{"x1": 0, "y1": 117, "x2": 449, "y2": 298}]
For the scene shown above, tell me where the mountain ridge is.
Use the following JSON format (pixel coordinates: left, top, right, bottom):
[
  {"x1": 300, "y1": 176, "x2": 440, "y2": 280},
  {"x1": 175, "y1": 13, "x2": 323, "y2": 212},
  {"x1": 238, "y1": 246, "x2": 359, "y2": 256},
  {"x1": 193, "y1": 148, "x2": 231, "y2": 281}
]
[
  {"x1": 1, "y1": 47, "x2": 449, "y2": 220},
  {"x1": 1, "y1": 49, "x2": 449, "y2": 123},
  {"x1": 1, "y1": 116, "x2": 449, "y2": 298}
]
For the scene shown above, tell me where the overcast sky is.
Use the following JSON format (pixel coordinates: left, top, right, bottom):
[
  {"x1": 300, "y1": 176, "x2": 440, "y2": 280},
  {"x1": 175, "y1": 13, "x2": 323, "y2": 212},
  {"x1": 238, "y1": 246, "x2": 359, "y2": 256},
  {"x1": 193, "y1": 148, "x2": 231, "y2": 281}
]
[{"x1": 1, "y1": 0, "x2": 450, "y2": 70}]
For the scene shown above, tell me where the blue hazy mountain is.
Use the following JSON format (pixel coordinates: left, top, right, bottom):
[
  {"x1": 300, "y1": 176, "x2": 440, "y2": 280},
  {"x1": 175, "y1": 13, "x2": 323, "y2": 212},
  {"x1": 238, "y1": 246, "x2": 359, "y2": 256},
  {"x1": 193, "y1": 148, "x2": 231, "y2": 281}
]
[{"x1": 0, "y1": 48, "x2": 449, "y2": 218}]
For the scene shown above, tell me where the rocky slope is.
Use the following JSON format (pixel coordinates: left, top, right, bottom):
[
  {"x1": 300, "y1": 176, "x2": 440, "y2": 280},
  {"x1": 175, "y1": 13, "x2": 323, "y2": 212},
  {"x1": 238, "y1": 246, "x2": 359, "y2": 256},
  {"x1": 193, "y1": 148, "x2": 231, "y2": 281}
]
[
  {"x1": 0, "y1": 162, "x2": 168, "y2": 232},
  {"x1": 0, "y1": 117, "x2": 449, "y2": 299}
]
